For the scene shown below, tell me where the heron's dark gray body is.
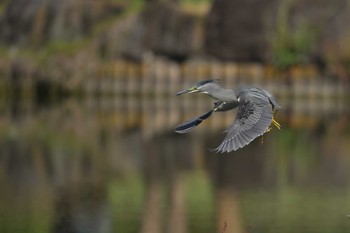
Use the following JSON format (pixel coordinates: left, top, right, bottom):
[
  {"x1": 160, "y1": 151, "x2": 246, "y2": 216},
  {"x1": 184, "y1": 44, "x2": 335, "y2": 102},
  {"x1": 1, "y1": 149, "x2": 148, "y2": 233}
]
[{"x1": 175, "y1": 80, "x2": 281, "y2": 153}]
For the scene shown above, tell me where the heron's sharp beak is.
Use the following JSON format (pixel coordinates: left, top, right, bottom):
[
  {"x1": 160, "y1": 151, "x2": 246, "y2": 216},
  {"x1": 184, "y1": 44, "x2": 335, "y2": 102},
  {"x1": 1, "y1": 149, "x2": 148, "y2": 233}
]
[{"x1": 176, "y1": 87, "x2": 199, "y2": 96}]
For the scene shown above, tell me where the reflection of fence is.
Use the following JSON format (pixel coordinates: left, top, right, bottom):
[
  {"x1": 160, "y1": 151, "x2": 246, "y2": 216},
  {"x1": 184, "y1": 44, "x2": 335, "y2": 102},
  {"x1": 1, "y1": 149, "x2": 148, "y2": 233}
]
[
  {"x1": 1, "y1": 56, "x2": 349, "y2": 137},
  {"x1": 79, "y1": 56, "x2": 350, "y2": 136}
]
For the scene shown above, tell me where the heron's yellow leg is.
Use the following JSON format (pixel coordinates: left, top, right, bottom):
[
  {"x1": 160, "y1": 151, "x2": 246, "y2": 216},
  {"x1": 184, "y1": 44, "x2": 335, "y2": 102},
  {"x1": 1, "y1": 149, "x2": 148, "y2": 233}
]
[
  {"x1": 272, "y1": 118, "x2": 281, "y2": 130},
  {"x1": 261, "y1": 117, "x2": 280, "y2": 144}
]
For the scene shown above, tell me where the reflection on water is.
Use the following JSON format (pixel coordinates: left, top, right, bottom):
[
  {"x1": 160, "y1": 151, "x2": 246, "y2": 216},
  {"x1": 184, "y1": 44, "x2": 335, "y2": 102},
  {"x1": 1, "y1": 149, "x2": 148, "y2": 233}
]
[{"x1": 1, "y1": 86, "x2": 350, "y2": 233}]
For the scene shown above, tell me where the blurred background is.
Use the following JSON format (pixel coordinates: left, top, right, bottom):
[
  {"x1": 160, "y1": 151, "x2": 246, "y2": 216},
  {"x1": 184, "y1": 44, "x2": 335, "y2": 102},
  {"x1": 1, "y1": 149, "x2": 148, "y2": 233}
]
[{"x1": 1, "y1": 0, "x2": 350, "y2": 232}]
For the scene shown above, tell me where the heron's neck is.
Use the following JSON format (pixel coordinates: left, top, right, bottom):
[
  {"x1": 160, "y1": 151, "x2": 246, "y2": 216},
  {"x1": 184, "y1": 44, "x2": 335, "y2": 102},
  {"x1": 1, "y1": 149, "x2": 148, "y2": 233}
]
[{"x1": 207, "y1": 87, "x2": 238, "y2": 102}]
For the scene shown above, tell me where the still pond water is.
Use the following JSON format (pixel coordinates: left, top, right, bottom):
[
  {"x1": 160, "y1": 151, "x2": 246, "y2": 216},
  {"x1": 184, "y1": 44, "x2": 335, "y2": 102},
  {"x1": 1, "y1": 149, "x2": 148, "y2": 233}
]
[{"x1": 0, "y1": 83, "x2": 350, "y2": 233}]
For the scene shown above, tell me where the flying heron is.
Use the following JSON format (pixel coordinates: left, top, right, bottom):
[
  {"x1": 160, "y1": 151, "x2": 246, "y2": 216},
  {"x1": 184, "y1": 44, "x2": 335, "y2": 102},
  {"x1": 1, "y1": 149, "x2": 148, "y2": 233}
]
[{"x1": 175, "y1": 80, "x2": 281, "y2": 153}]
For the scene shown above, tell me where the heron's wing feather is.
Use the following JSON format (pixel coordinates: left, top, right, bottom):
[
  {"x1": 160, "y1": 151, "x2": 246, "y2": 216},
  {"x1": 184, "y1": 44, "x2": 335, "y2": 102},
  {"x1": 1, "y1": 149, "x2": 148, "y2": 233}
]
[
  {"x1": 262, "y1": 89, "x2": 281, "y2": 110},
  {"x1": 175, "y1": 101, "x2": 229, "y2": 133},
  {"x1": 174, "y1": 109, "x2": 214, "y2": 133},
  {"x1": 215, "y1": 94, "x2": 273, "y2": 153}
]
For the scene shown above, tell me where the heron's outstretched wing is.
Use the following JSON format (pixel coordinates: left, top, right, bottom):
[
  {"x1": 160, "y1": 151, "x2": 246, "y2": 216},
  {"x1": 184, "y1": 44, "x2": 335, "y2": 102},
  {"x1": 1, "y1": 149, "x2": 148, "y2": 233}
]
[
  {"x1": 174, "y1": 109, "x2": 214, "y2": 133},
  {"x1": 215, "y1": 93, "x2": 273, "y2": 153}
]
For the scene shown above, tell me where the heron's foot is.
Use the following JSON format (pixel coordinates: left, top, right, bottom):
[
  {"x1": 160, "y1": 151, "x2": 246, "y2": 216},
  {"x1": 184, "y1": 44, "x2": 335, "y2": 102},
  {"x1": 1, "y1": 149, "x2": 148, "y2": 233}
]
[{"x1": 272, "y1": 118, "x2": 281, "y2": 130}]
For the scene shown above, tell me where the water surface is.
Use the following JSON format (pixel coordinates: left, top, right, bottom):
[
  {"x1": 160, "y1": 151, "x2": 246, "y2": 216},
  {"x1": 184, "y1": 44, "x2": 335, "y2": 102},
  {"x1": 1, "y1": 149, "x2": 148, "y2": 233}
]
[{"x1": 0, "y1": 85, "x2": 350, "y2": 233}]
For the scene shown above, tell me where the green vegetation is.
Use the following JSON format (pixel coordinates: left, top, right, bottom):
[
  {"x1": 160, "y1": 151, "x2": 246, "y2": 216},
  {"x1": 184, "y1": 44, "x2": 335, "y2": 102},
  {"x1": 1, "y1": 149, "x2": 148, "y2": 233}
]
[
  {"x1": 0, "y1": 197, "x2": 52, "y2": 233},
  {"x1": 0, "y1": 1, "x2": 12, "y2": 15},
  {"x1": 128, "y1": 0, "x2": 145, "y2": 11},
  {"x1": 241, "y1": 188, "x2": 350, "y2": 233},
  {"x1": 271, "y1": 23, "x2": 318, "y2": 70},
  {"x1": 109, "y1": 176, "x2": 145, "y2": 233},
  {"x1": 184, "y1": 171, "x2": 216, "y2": 233},
  {"x1": 271, "y1": 0, "x2": 318, "y2": 70}
]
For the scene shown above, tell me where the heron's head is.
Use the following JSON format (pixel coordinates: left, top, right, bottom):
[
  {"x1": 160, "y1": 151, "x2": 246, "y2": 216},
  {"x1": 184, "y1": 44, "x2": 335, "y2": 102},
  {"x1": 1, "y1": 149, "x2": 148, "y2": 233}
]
[{"x1": 176, "y1": 79, "x2": 221, "y2": 96}]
